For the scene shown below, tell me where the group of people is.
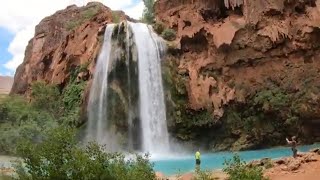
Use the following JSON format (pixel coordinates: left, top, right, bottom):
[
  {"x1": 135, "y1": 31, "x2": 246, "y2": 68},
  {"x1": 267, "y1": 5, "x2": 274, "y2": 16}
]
[{"x1": 194, "y1": 136, "x2": 298, "y2": 170}]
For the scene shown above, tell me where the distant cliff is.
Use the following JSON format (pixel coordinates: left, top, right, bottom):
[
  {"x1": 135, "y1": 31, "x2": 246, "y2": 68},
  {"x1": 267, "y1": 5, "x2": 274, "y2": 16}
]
[{"x1": 0, "y1": 76, "x2": 13, "y2": 94}]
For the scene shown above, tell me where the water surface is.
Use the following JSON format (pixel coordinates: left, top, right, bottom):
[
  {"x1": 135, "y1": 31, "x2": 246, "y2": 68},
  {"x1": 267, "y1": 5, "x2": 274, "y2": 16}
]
[{"x1": 152, "y1": 144, "x2": 320, "y2": 175}]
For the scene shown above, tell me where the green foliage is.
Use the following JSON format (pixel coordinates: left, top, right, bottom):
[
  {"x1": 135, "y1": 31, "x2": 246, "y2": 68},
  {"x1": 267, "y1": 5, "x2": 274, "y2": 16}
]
[
  {"x1": 223, "y1": 154, "x2": 268, "y2": 180},
  {"x1": 0, "y1": 62, "x2": 88, "y2": 155},
  {"x1": 142, "y1": 0, "x2": 155, "y2": 24},
  {"x1": 0, "y1": 96, "x2": 57, "y2": 154},
  {"x1": 65, "y1": 20, "x2": 81, "y2": 31},
  {"x1": 30, "y1": 82, "x2": 61, "y2": 115},
  {"x1": 82, "y1": 7, "x2": 99, "y2": 19},
  {"x1": 62, "y1": 81, "x2": 85, "y2": 112},
  {"x1": 161, "y1": 28, "x2": 176, "y2": 41},
  {"x1": 152, "y1": 22, "x2": 165, "y2": 34},
  {"x1": 65, "y1": 7, "x2": 100, "y2": 31},
  {"x1": 193, "y1": 170, "x2": 215, "y2": 180},
  {"x1": 0, "y1": 174, "x2": 13, "y2": 180},
  {"x1": 112, "y1": 12, "x2": 120, "y2": 23},
  {"x1": 253, "y1": 88, "x2": 290, "y2": 111},
  {"x1": 16, "y1": 127, "x2": 156, "y2": 180}
]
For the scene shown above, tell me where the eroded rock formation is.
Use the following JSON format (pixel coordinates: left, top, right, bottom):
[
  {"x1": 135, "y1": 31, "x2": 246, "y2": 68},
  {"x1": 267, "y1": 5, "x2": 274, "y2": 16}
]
[{"x1": 157, "y1": 0, "x2": 320, "y2": 150}]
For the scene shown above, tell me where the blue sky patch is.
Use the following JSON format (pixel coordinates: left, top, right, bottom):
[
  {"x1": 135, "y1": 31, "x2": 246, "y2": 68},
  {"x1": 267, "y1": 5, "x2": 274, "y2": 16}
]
[{"x1": 0, "y1": 27, "x2": 14, "y2": 76}]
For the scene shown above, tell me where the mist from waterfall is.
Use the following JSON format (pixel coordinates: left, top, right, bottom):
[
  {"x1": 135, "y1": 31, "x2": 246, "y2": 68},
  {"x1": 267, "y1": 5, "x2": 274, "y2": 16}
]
[{"x1": 86, "y1": 22, "x2": 170, "y2": 155}]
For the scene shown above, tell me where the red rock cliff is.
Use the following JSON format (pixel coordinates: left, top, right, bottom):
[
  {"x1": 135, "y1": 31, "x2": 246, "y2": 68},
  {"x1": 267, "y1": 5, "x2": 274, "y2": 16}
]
[
  {"x1": 156, "y1": 0, "x2": 320, "y2": 149},
  {"x1": 10, "y1": 2, "x2": 129, "y2": 95}
]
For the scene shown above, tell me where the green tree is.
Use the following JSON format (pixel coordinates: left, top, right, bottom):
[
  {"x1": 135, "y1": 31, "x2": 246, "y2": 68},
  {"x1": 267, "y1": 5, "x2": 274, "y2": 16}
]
[
  {"x1": 0, "y1": 96, "x2": 57, "y2": 154},
  {"x1": 30, "y1": 82, "x2": 61, "y2": 115},
  {"x1": 142, "y1": 0, "x2": 155, "y2": 24},
  {"x1": 223, "y1": 154, "x2": 268, "y2": 180},
  {"x1": 16, "y1": 127, "x2": 156, "y2": 180}
]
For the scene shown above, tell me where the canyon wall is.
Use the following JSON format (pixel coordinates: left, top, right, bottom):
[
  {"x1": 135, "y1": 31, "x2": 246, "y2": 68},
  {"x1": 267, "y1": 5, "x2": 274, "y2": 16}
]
[
  {"x1": 156, "y1": 0, "x2": 320, "y2": 150},
  {"x1": 10, "y1": 0, "x2": 320, "y2": 151}
]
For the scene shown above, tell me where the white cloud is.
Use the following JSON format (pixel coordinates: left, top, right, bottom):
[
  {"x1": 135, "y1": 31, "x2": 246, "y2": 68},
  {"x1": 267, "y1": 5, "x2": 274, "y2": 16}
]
[
  {"x1": 1, "y1": 0, "x2": 144, "y2": 74},
  {"x1": 124, "y1": 1, "x2": 145, "y2": 20}
]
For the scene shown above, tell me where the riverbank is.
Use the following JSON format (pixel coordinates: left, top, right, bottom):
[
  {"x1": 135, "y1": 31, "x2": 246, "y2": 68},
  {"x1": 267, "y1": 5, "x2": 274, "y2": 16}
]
[
  {"x1": 156, "y1": 148, "x2": 320, "y2": 180},
  {"x1": 265, "y1": 148, "x2": 320, "y2": 180},
  {"x1": 152, "y1": 143, "x2": 320, "y2": 175}
]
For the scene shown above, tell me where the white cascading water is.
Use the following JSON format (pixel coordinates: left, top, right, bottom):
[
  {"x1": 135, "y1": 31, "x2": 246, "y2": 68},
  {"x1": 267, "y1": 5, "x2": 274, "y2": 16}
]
[
  {"x1": 129, "y1": 22, "x2": 170, "y2": 154},
  {"x1": 87, "y1": 22, "x2": 170, "y2": 154},
  {"x1": 86, "y1": 24, "x2": 120, "y2": 150}
]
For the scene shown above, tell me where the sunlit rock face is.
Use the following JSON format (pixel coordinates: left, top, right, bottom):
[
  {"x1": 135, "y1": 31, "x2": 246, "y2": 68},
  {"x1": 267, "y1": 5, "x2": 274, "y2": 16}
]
[{"x1": 156, "y1": 0, "x2": 320, "y2": 150}]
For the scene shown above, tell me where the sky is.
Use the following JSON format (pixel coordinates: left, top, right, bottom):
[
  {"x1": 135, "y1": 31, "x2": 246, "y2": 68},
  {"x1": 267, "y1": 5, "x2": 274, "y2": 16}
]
[{"x1": 0, "y1": 0, "x2": 144, "y2": 77}]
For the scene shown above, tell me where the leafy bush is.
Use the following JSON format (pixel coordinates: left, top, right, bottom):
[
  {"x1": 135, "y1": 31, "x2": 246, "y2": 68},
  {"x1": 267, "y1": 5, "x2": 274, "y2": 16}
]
[
  {"x1": 253, "y1": 88, "x2": 289, "y2": 111},
  {"x1": 62, "y1": 81, "x2": 85, "y2": 112},
  {"x1": 66, "y1": 7, "x2": 99, "y2": 31},
  {"x1": 193, "y1": 170, "x2": 215, "y2": 180},
  {"x1": 152, "y1": 22, "x2": 165, "y2": 34},
  {"x1": 30, "y1": 82, "x2": 61, "y2": 115},
  {"x1": 223, "y1": 154, "x2": 268, "y2": 180},
  {"x1": 0, "y1": 96, "x2": 57, "y2": 154},
  {"x1": 16, "y1": 127, "x2": 156, "y2": 180},
  {"x1": 161, "y1": 28, "x2": 176, "y2": 41},
  {"x1": 82, "y1": 7, "x2": 99, "y2": 19},
  {"x1": 112, "y1": 12, "x2": 120, "y2": 23}
]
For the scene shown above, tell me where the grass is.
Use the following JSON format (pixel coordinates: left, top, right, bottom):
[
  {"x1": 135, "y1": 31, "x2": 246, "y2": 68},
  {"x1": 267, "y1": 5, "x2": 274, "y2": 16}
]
[{"x1": 0, "y1": 93, "x2": 8, "y2": 102}]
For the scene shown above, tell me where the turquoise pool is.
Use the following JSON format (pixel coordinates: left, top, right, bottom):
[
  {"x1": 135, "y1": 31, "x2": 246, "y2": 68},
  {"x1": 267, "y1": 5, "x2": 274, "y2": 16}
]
[{"x1": 152, "y1": 144, "x2": 320, "y2": 175}]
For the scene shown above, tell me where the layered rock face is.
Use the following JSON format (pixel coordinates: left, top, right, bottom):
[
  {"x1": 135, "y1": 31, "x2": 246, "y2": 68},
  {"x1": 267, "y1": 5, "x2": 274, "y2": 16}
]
[
  {"x1": 156, "y1": 0, "x2": 320, "y2": 150},
  {"x1": 10, "y1": 2, "x2": 129, "y2": 96}
]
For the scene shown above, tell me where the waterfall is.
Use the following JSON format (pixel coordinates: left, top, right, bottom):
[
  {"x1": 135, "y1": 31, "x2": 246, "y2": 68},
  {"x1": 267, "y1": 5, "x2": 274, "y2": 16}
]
[
  {"x1": 86, "y1": 22, "x2": 170, "y2": 154},
  {"x1": 86, "y1": 24, "x2": 120, "y2": 151},
  {"x1": 129, "y1": 22, "x2": 170, "y2": 154}
]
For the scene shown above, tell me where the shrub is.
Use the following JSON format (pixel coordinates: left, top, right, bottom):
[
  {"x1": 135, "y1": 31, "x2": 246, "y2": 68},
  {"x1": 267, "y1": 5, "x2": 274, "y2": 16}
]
[
  {"x1": 193, "y1": 170, "x2": 215, "y2": 180},
  {"x1": 16, "y1": 127, "x2": 156, "y2": 180},
  {"x1": 152, "y1": 22, "x2": 165, "y2": 34},
  {"x1": 161, "y1": 28, "x2": 176, "y2": 41},
  {"x1": 62, "y1": 81, "x2": 85, "y2": 112},
  {"x1": 0, "y1": 96, "x2": 57, "y2": 154},
  {"x1": 65, "y1": 7, "x2": 99, "y2": 31},
  {"x1": 223, "y1": 154, "x2": 268, "y2": 180},
  {"x1": 30, "y1": 82, "x2": 61, "y2": 115},
  {"x1": 112, "y1": 12, "x2": 120, "y2": 23}
]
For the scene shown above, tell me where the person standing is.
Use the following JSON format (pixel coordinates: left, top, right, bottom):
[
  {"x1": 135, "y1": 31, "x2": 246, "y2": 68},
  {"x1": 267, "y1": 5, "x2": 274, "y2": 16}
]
[
  {"x1": 195, "y1": 149, "x2": 201, "y2": 172},
  {"x1": 286, "y1": 136, "x2": 297, "y2": 158}
]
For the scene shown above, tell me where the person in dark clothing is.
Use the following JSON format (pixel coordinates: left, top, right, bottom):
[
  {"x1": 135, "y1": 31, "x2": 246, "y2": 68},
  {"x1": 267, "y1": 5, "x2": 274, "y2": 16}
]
[{"x1": 286, "y1": 136, "x2": 297, "y2": 158}]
